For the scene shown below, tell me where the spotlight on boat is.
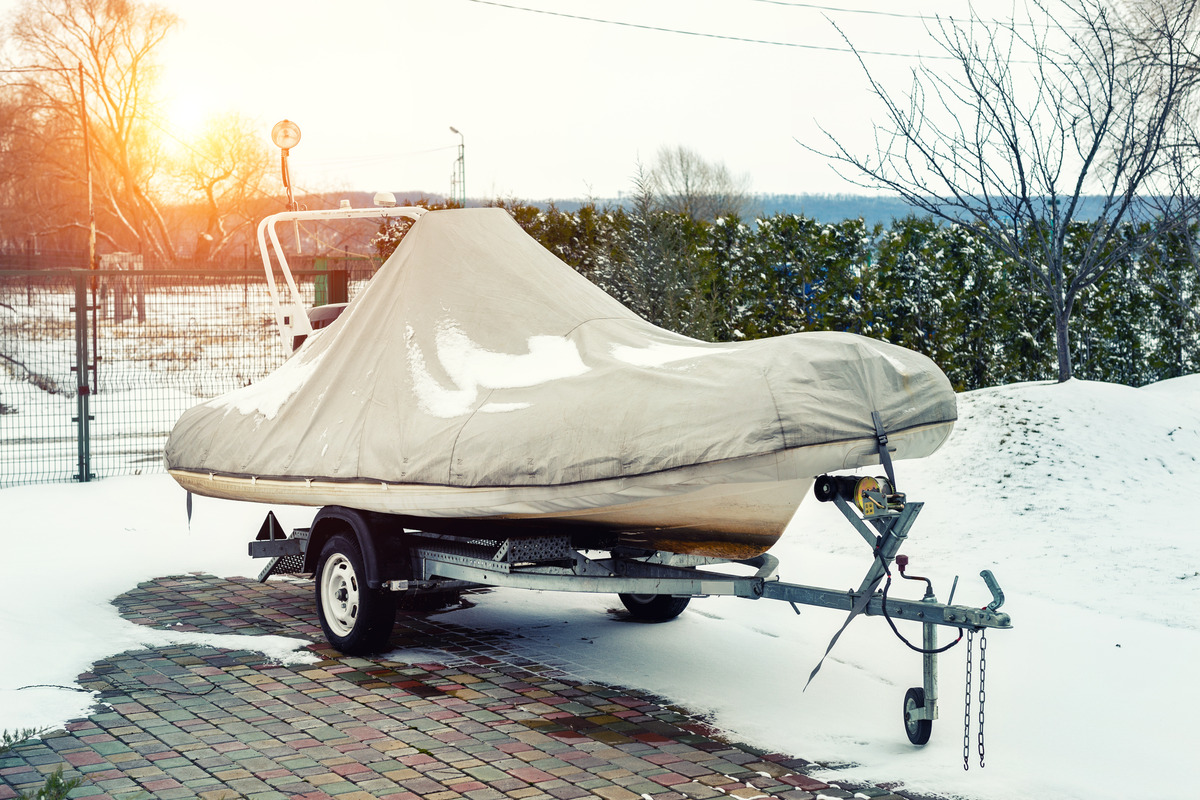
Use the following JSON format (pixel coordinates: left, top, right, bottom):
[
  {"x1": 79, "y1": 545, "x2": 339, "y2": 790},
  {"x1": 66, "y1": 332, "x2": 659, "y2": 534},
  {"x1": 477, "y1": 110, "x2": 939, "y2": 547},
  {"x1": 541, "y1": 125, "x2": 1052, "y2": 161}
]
[{"x1": 271, "y1": 119, "x2": 302, "y2": 212}]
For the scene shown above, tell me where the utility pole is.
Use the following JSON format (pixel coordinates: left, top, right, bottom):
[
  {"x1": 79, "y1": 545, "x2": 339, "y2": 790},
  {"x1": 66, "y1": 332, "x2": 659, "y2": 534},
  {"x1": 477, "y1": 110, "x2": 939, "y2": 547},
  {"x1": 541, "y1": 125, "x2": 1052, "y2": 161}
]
[
  {"x1": 77, "y1": 63, "x2": 99, "y2": 395},
  {"x1": 79, "y1": 63, "x2": 95, "y2": 271},
  {"x1": 450, "y1": 126, "x2": 465, "y2": 207}
]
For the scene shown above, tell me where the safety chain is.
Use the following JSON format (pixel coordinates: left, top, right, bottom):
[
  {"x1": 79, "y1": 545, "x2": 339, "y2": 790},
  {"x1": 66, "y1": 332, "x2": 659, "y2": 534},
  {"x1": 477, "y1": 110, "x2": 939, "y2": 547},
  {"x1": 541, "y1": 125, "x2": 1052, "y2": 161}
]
[
  {"x1": 963, "y1": 631, "x2": 972, "y2": 771},
  {"x1": 978, "y1": 630, "x2": 988, "y2": 768},
  {"x1": 962, "y1": 629, "x2": 988, "y2": 771}
]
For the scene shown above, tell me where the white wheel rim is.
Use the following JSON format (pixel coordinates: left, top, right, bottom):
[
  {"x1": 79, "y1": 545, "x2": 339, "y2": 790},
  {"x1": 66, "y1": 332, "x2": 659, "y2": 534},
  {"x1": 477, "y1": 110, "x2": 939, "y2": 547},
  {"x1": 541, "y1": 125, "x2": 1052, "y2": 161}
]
[
  {"x1": 905, "y1": 695, "x2": 920, "y2": 733},
  {"x1": 627, "y1": 594, "x2": 656, "y2": 605},
  {"x1": 320, "y1": 553, "x2": 360, "y2": 638}
]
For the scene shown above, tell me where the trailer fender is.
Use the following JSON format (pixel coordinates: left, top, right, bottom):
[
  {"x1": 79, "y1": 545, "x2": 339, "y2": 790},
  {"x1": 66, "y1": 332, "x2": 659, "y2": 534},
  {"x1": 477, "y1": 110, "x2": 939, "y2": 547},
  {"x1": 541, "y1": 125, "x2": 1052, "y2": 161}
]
[{"x1": 304, "y1": 506, "x2": 409, "y2": 589}]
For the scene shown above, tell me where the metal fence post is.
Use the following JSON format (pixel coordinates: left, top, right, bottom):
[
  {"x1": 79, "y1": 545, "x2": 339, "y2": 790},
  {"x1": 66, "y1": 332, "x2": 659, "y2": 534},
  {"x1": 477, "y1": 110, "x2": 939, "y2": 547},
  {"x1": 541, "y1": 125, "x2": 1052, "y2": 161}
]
[
  {"x1": 72, "y1": 272, "x2": 93, "y2": 482},
  {"x1": 330, "y1": 268, "x2": 348, "y2": 305},
  {"x1": 2, "y1": 266, "x2": 290, "y2": 489}
]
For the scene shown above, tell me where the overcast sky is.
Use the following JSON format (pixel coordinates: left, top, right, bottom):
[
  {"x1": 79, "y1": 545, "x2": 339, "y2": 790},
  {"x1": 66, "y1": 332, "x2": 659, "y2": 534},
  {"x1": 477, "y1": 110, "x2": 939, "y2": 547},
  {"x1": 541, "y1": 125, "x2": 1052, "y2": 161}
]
[{"x1": 5, "y1": 0, "x2": 1003, "y2": 201}]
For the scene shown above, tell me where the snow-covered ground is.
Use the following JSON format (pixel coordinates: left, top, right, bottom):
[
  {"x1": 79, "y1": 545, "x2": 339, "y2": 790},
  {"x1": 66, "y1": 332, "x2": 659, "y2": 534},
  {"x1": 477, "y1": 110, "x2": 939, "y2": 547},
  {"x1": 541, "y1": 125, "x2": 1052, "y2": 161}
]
[{"x1": 2, "y1": 376, "x2": 1198, "y2": 800}]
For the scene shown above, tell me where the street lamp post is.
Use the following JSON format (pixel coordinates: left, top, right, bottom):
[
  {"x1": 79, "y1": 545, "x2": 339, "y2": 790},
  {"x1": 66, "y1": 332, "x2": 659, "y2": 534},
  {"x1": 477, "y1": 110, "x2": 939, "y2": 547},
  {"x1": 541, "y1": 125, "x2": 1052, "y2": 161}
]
[{"x1": 449, "y1": 126, "x2": 465, "y2": 207}]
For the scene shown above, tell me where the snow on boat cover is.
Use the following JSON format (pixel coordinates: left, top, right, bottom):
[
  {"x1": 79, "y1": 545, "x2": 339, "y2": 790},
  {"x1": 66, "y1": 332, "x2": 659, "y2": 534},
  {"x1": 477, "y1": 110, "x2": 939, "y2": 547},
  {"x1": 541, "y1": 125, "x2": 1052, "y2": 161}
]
[{"x1": 165, "y1": 207, "x2": 956, "y2": 559}]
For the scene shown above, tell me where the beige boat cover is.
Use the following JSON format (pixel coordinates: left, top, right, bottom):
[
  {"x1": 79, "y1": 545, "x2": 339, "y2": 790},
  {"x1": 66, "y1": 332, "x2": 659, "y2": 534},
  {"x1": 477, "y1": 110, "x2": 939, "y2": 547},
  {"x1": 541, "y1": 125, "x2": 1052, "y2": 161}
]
[{"x1": 165, "y1": 208, "x2": 956, "y2": 488}]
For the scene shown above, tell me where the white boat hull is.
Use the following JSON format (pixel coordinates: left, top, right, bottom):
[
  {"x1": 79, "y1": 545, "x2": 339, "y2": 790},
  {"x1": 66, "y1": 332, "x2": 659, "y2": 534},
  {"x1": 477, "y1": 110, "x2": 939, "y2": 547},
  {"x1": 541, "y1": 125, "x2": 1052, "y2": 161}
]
[{"x1": 170, "y1": 420, "x2": 951, "y2": 559}]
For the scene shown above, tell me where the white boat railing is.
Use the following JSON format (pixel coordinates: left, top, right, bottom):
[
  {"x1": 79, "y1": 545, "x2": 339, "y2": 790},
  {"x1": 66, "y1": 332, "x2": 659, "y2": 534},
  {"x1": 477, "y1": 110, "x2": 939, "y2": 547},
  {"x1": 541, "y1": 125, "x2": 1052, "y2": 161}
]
[{"x1": 256, "y1": 204, "x2": 426, "y2": 352}]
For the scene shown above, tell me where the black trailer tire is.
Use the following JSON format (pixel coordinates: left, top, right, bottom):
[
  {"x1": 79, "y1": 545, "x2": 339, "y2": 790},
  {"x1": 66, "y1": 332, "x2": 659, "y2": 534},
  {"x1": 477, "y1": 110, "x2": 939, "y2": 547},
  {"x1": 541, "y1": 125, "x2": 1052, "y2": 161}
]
[
  {"x1": 903, "y1": 687, "x2": 933, "y2": 745},
  {"x1": 618, "y1": 593, "x2": 691, "y2": 621},
  {"x1": 315, "y1": 533, "x2": 396, "y2": 655}
]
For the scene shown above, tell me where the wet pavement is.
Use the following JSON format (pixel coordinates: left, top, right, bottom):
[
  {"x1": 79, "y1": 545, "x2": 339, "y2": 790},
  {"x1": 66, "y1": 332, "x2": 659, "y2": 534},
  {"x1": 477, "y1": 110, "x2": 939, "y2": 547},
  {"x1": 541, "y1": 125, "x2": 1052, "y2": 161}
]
[{"x1": 1, "y1": 574, "x2": 922, "y2": 800}]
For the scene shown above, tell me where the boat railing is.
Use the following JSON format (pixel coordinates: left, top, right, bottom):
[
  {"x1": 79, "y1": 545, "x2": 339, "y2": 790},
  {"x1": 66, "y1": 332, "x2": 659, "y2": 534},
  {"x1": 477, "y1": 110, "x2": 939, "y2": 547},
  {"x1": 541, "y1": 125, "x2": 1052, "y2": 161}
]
[{"x1": 256, "y1": 202, "x2": 426, "y2": 352}]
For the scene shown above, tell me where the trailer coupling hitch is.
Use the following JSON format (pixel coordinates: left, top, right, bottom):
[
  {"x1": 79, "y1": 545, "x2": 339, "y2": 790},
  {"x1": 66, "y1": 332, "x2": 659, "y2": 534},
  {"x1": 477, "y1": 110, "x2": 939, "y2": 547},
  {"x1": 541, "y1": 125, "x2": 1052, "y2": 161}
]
[{"x1": 980, "y1": 569, "x2": 1005, "y2": 612}]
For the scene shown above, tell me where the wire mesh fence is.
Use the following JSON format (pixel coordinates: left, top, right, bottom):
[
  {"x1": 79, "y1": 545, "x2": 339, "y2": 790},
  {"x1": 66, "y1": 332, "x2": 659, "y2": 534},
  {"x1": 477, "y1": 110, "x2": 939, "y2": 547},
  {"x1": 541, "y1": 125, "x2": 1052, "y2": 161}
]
[{"x1": 0, "y1": 263, "x2": 377, "y2": 488}]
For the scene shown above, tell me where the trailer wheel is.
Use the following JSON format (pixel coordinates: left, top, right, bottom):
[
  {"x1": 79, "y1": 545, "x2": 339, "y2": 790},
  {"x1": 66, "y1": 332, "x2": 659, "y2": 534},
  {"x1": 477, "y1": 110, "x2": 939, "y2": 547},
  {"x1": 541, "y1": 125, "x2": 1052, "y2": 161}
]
[
  {"x1": 903, "y1": 687, "x2": 932, "y2": 745},
  {"x1": 315, "y1": 533, "x2": 396, "y2": 655},
  {"x1": 618, "y1": 593, "x2": 690, "y2": 621}
]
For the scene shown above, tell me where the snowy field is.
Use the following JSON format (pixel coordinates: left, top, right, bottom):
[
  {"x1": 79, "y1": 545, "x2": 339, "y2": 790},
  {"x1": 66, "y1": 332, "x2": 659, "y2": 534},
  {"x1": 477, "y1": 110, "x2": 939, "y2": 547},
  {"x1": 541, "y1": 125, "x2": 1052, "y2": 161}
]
[
  {"x1": 1, "y1": 277, "x2": 286, "y2": 486},
  {"x1": 2, "y1": 375, "x2": 1198, "y2": 800}
]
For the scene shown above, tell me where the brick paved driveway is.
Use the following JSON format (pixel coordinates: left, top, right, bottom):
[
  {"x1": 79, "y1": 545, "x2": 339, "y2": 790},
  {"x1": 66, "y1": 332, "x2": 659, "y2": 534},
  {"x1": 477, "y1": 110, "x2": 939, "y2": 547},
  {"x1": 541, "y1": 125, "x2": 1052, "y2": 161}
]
[{"x1": 0, "y1": 574, "x2": 916, "y2": 800}]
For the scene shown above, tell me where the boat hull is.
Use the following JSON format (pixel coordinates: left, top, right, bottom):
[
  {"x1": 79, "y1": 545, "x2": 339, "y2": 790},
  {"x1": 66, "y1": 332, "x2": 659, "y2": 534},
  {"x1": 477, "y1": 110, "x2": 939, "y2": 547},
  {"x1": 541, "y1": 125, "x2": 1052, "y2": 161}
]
[{"x1": 169, "y1": 419, "x2": 951, "y2": 559}]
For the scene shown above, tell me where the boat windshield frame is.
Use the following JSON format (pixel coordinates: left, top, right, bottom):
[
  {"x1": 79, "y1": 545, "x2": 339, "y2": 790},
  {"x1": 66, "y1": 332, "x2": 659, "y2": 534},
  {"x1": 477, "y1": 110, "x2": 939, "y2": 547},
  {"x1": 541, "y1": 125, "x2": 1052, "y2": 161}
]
[{"x1": 256, "y1": 205, "x2": 426, "y2": 352}]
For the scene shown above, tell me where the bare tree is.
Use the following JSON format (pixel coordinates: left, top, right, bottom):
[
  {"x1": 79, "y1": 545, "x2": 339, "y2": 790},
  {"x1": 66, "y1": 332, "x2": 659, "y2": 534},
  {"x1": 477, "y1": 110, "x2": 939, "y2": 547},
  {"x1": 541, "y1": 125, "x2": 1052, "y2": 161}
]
[
  {"x1": 171, "y1": 112, "x2": 270, "y2": 262},
  {"x1": 0, "y1": 78, "x2": 100, "y2": 255},
  {"x1": 5, "y1": 0, "x2": 179, "y2": 262},
  {"x1": 817, "y1": 0, "x2": 1200, "y2": 381},
  {"x1": 646, "y1": 145, "x2": 751, "y2": 221},
  {"x1": 1117, "y1": 0, "x2": 1200, "y2": 321}
]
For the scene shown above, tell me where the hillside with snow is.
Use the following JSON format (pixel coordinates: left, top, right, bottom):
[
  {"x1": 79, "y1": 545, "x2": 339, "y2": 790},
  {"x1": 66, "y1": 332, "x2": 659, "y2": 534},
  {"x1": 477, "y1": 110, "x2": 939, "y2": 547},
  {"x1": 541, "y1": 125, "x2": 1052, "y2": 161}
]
[{"x1": 2, "y1": 375, "x2": 1198, "y2": 800}]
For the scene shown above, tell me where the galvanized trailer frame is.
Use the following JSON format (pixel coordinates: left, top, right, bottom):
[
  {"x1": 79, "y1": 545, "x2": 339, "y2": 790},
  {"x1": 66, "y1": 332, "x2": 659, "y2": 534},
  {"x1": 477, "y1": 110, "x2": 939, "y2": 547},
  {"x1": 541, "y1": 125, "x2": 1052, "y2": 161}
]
[{"x1": 250, "y1": 480, "x2": 1011, "y2": 746}]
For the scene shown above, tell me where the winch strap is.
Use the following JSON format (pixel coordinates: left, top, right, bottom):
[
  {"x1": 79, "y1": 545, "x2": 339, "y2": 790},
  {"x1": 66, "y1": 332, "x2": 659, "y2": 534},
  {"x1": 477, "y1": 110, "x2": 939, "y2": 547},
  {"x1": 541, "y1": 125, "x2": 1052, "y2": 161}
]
[
  {"x1": 803, "y1": 569, "x2": 886, "y2": 690},
  {"x1": 871, "y1": 411, "x2": 897, "y2": 488}
]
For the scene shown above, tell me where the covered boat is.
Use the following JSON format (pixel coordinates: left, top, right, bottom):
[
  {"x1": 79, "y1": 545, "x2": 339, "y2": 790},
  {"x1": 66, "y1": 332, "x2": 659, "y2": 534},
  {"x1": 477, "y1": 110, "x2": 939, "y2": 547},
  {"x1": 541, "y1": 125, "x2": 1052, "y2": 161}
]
[{"x1": 165, "y1": 207, "x2": 956, "y2": 559}]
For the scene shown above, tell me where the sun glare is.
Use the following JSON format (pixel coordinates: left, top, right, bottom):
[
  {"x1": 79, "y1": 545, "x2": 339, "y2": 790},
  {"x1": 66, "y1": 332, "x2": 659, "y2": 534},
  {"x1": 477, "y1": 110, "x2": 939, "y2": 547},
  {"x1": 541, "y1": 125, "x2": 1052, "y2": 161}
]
[
  {"x1": 157, "y1": 57, "x2": 225, "y2": 147},
  {"x1": 165, "y1": 93, "x2": 212, "y2": 141}
]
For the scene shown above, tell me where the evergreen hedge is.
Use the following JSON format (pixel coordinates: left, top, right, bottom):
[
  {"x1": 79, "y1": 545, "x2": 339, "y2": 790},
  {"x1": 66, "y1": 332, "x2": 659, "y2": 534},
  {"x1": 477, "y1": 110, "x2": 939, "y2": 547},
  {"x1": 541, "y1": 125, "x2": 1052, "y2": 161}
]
[{"x1": 380, "y1": 201, "x2": 1200, "y2": 391}]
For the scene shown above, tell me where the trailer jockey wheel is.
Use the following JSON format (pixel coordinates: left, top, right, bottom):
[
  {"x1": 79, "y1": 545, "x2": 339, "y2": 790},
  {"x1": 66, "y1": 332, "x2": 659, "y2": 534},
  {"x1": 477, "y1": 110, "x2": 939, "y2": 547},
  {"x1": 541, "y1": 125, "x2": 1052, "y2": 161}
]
[
  {"x1": 618, "y1": 593, "x2": 691, "y2": 621},
  {"x1": 903, "y1": 687, "x2": 933, "y2": 745},
  {"x1": 315, "y1": 533, "x2": 396, "y2": 655}
]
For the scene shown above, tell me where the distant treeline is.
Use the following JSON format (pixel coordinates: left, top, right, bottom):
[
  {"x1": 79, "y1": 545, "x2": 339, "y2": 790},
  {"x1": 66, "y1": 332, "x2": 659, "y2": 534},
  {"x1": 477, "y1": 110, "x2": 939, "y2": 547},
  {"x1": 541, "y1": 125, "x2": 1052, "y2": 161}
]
[
  {"x1": 471, "y1": 201, "x2": 1198, "y2": 391},
  {"x1": 507, "y1": 193, "x2": 1125, "y2": 229}
]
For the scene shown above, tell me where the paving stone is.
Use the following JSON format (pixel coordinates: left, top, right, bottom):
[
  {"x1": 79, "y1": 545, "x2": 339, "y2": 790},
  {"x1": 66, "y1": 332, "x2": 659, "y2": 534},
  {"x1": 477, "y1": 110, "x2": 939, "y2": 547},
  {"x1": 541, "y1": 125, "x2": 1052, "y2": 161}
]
[{"x1": 0, "y1": 574, "x2": 924, "y2": 800}]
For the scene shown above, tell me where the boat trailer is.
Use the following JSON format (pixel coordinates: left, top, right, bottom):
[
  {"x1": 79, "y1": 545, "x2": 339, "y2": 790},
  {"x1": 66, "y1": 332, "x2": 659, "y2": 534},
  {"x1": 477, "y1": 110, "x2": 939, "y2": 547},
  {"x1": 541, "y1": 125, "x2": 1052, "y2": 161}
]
[
  {"x1": 249, "y1": 471, "x2": 1011, "y2": 749},
  {"x1": 241, "y1": 197, "x2": 1007, "y2": 749}
]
